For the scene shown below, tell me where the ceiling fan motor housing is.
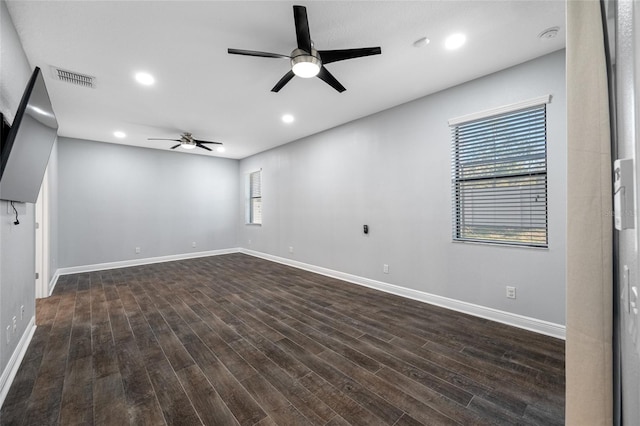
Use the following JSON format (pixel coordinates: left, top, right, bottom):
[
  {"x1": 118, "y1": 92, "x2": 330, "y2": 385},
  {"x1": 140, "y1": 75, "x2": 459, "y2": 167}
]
[{"x1": 180, "y1": 133, "x2": 197, "y2": 149}]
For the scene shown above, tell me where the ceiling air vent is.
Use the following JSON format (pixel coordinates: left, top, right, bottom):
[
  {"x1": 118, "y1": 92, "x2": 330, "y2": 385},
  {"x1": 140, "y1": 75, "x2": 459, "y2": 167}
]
[{"x1": 52, "y1": 67, "x2": 95, "y2": 88}]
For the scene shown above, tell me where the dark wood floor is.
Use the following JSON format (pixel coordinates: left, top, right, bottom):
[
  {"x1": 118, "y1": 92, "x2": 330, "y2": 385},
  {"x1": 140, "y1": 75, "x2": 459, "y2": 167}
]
[{"x1": 0, "y1": 253, "x2": 564, "y2": 425}]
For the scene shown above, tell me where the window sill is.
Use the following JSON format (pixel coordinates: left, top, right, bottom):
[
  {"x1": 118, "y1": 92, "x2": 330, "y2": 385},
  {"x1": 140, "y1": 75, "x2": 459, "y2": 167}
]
[{"x1": 452, "y1": 239, "x2": 549, "y2": 250}]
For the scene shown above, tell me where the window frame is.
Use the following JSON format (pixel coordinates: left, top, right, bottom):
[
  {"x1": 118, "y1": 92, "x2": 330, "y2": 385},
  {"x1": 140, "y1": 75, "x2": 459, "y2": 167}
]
[
  {"x1": 449, "y1": 95, "x2": 551, "y2": 248},
  {"x1": 246, "y1": 169, "x2": 262, "y2": 225}
]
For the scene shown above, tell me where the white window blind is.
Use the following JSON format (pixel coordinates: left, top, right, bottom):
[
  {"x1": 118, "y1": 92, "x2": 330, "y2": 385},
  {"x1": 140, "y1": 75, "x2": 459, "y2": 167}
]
[
  {"x1": 249, "y1": 170, "x2": 262, "y2": 224},
  {"x1": 451, "y1": 101, "x2": 548, "y2": 247}
]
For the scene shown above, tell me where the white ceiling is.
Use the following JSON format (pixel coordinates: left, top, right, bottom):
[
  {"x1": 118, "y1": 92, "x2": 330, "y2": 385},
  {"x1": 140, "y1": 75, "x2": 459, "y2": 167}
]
[{"x1": 6, "y1": 0, "x2": 565, "y2": 159}]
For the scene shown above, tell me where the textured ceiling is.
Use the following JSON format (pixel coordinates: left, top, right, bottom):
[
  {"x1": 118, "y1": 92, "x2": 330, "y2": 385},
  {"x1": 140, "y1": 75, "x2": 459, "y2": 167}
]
[{"x1": 6, "y1": 1, "x2": 565, "y2": 159}]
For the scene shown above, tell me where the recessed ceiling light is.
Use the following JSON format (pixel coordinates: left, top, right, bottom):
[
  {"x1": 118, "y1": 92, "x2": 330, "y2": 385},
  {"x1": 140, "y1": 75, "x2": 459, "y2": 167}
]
[
  {"x1": 113, "y1": 131, "x2": 126, "y2": 138},
  {"x1": 282, "y1": 114, "x2": 295, "y2": 124},
  {"x1": 217, "y1": 146, "x2": 226, "y2": 153},
  {"x1": 135, "y1": 72, "x2": 155, "y2": 86},
  {"x1": 444, "y1": 33, "x2": 466, "y2": 50},
  {"x1": 413, "y1": 37, "x2": 430, "y2": 48}
]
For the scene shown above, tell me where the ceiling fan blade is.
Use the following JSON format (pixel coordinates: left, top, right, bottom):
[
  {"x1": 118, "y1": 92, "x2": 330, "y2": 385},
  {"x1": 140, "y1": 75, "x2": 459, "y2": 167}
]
[
  {"x1": 318, "y1": 47, "x2": 382, "y2": 64},
  {"x1": 196, "y1": 143, "x2": 212, "y2": 151},
  {"x1": 317, "y1": 66, "x2": 346, "y2": 93},
  {"x1": 293, "y1": 5, "x2": 312, "y2": 53},
  {"x1": 227, "y1": 48, "x2": 289, "y2": 59},
  {"x1": 271, "y1": 70, "x2": 296, "y2": 92},
  {"x1": 170, "y1": 144, "x2": 181, "y2": 149},
  {"x1": 148, "y1": 138, "x2": 181, "y2": 142},
  {"x1": 194, "y1": 140, "x2": 223, "y2": 145}
]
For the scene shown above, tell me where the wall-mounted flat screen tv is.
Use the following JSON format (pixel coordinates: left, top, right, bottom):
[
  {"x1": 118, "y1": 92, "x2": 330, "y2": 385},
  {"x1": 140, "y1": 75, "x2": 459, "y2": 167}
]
[{"x1": 0, "y1": 66, "x2": 58, "y2": 203}]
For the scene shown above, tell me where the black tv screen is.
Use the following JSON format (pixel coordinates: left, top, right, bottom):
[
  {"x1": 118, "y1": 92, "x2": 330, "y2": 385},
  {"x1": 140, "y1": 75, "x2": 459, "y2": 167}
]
[{"x1": 0, "y1": 67, "x2": 58, "y2": 203}]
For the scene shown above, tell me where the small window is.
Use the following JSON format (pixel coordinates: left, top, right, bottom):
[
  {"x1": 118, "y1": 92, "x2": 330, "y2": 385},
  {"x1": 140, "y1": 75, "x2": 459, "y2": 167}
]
[
  {"x1": 450, "y1": 98, "x2": 549, "y2": 247},
  {"x1": 248, "y1": 170, "x2": 262, "y2": 225}
]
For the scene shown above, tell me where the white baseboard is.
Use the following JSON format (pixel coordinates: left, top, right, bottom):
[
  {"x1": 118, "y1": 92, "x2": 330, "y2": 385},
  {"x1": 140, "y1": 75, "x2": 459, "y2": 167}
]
[
  {"x1": 240, "y1": 248, "x2": 566, "y2": 340},
  {"x1": 0, "y1": 316, "x2": 36, "y2": 408},
  {"x1": 48, "y1": 274, "x2": 57, "y2": 296},
  {"x1": 50, "y1": 248, "x2": 241, "y2": 296}
]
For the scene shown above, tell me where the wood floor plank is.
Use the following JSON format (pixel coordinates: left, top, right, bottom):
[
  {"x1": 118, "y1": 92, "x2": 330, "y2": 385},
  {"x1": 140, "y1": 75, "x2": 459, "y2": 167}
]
[
  {"x1": 215, "y1": 303, "x2": 313, "y2": 380},
  {"x1": 188, "y1": 320, "x2": 257, "y2": 382},
  {"x1": 317, "y1": 349, "x2": 460, "y2": 426},
  {"x1": 299, "y1": 371, "x2": 388, "y2": 426},
  {"x1": 276, "y1": 337, "x2": 404, "y2": 424},
  {"x1": 93, "y1": 372, "x2": 130, "y2": 426},
  {"x1": 182, "y1": 338, "x2": 267, "y2": 426},
  {"x1": 145, "y1": 357, "x2": 202, "y2": 425},
  {"x1": 229, "y1": 336, "x2": 336, "y2": 425},
  {"x1": 1, "y1": 253, "x2": 564, "y2": 425},
  {"x1": 175, "y1": 364, "x2": 241, "y2": 426},
  {"x1": 59, "y1": 356, "x2": 93, "y2": 425},
  {"x1": 20, "y1": 379, "x2": 64, "y2": 426}
]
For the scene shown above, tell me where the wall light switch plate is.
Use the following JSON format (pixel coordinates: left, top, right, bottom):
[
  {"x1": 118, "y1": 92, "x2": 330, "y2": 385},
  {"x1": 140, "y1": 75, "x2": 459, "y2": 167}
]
[{"x1": 614, "y1": 158, "x2": 635, "y2": 230}]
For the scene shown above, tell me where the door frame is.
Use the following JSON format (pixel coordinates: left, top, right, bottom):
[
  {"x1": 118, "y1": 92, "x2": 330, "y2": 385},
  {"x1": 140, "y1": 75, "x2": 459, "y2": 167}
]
[{"x1": 35, "y1": 168, "x2": 49, "y2": 299}]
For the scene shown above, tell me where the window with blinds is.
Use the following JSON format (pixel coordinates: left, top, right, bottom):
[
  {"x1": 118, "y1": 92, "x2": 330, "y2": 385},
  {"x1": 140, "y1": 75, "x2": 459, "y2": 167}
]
[
  {"x1": 249, "y1": 170, "x2": 262, "y2": 225},
  {"x1": 450, "y1": 101, "x2": 548, "y2": 247}
]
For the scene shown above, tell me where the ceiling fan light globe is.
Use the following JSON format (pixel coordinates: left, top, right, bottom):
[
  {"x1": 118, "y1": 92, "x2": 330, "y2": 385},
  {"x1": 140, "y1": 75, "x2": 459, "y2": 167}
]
[
  {"x1": 292, "y1": 60, "x2": 320, "y2": 78},
  {"x1": 181, "y1": 143, "x2": 196, "y2": 150},
  {"x1": 291, "y1": 49, "x2": 321, "y2": 78}
]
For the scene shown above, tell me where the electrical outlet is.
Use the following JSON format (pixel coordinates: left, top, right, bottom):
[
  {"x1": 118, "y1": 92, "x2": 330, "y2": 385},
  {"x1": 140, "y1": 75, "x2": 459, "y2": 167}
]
[
  {"x1": 383, "y1": 264, "x2": 389, "y2": 274},
  {"x1": 248, "y1": 239, "x2": 252, "y2": 245},
  {"x1": 135, "y1": 247, "x2": 141, "y2": 254},
  {"x1": 289, "y1": 246, "x2": 294, "y2": 254},
  {"x1": 192, "y1": 242, "x2": 197, "y2": 248},
  {"x1": 506, "y1": 286, "x2": 516, "y2": 299}
]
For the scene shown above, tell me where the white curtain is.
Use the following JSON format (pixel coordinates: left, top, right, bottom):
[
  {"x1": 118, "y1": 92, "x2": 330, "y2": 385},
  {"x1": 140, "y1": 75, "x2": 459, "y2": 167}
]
[{"x1": 566, "y1": 0, "x2": 613, "y2": 425}]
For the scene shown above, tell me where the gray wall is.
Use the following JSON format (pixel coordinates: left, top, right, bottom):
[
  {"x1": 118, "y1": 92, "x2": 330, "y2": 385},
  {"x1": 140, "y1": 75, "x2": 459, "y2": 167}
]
[
  {"x1": 239, "y1": 50, "x2": 566, "y2": 325},
  {"x1": 0, "y1": 0, "x2": 37, "y2": 378},
  {"x1": 57, "y1": 137, "x2": 239, "y2": 268}
]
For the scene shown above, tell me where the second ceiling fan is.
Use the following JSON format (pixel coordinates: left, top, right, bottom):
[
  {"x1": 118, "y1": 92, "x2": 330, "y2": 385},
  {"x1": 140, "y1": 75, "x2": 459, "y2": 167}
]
[
  {"x1": 228, "y1": 5, "x2": 381, "y2": 93},
  {"x1": 148, "y1": 132, "x2": 222, "y2": 152}
]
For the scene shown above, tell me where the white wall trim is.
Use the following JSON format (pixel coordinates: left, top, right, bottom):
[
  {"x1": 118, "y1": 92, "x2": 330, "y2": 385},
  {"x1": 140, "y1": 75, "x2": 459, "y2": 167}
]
[
  {"x1": 50, "y1": 248, "x2": 241, "y2": 294},
  {"x1": 0, "y1": 316, "x2": 36, "y2": 408},
  {"x1": 240, "y1": 248, "x2": 566, "y2": 340},
  {"x1": 448, "y1": 94, "x2": 552, "y2": 126}
]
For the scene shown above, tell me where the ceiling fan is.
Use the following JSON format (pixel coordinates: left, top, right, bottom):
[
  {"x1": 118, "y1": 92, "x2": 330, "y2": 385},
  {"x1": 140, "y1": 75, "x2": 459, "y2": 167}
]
[
  {"x1": 228, "y1": 5, "x2": 381, "y2": 93},
  {"x1": 147, "y1": 132, "x2": 222, "y2": 151}
]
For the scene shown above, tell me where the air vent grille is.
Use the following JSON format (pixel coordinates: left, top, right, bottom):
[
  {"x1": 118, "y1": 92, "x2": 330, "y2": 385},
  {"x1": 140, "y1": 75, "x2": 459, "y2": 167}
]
[{"x1": 53, "y1": 67, "x2": 95, "y2": 88}]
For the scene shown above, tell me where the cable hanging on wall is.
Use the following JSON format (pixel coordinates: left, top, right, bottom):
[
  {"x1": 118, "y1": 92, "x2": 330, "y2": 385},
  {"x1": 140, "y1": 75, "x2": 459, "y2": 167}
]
[{"x1": 10, "y1": 201, "x2": 19, "y2": 225}]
